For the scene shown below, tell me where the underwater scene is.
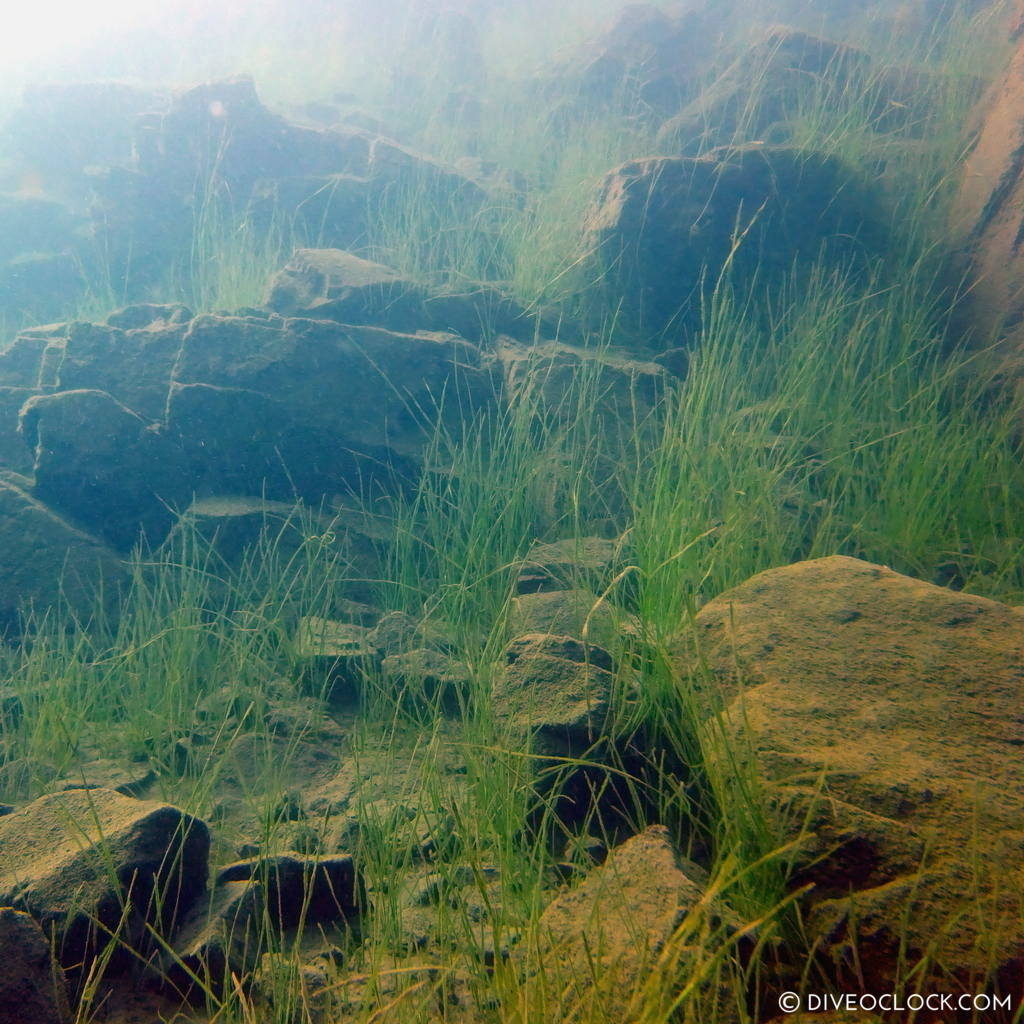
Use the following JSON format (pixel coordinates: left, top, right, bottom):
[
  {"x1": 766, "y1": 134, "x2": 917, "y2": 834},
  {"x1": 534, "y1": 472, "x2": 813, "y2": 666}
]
[{"x1": 0, "y1": 0, "x2": 1021, "y2": 1021}]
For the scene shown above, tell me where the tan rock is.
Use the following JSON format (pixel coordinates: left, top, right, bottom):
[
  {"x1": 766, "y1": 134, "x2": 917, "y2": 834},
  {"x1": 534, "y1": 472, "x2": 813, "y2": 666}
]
[{"x1": 689, "y1": 555, "x2": 1024, "y2": 990}]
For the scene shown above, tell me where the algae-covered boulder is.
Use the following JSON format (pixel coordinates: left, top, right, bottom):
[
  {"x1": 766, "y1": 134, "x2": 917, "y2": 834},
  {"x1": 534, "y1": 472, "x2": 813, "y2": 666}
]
[
  {"x1": 0, "y1": 788, "x2": 210, "y2": 970},
  {"x1": 689, "y1": 556, "x2": 1024, "y2": 992}
]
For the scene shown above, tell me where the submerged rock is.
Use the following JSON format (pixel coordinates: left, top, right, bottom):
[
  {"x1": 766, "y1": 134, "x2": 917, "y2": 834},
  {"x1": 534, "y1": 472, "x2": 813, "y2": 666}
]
[
  {"x1": 517, "y1": 536, "x2": 626, "y2": 595},
  {"x1": 521, "y1": 826, "x2": 711, "y2": 1021},
  {"x1": 0, "y1": 907, "x2": 72, "y2": 1024},
  {"x1": 657, "y1": 27, "x2": 936, "y2": 154},
  {"x1": 0, "y1": 477, "x2": 126, "y2": 633},
  {"x1": 582, "y1": 146, "x2": 884, "y2": 342},
  {"x1": 494, "y1": 633, "x2": 615, "y2": 757},
  {"x1": 951, "y1": 23, "x2": 1024, "y2": 394},
  {"x1": 20, "y1": 388, "x2": 188, "y2": 550},
  {"x1": 689, "y1": 555, "x2": 1024, "y2": 993},
  {"x1": 266, "y1": 247, "x2": 543, "y2": 344},
  {"x1": 0, "y1": 788, "x2": 210, "y2": 971}
]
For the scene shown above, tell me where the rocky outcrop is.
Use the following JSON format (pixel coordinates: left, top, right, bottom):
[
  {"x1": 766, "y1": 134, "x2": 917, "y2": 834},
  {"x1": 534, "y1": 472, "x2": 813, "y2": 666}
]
[
  {"x1": 93, "y1": 76, "x2": 485, "y2": 297},
  {"x1": 582, "y1": 146, "x2": 884, "y2": 342},
  {"x1": 0, "y1": 788, "x2": 210, "y2": 971},
  {"x1": 688, "y1": 555, "x2": 1024, "y2": 995}
]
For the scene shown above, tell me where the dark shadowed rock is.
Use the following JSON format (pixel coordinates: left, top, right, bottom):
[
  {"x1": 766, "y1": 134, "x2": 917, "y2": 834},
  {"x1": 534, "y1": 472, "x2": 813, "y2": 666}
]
[
  {"x1": 296, "y1": 615, "x2": 379, "y2": 707},
  {"x1": 0, "y1": 907, "x2": 72, "y2": 1024},
  {"x1": 0, "y1": 787, "x2": 210, "y2": 971},
  {"x1": 0, "y1": 477, "x2": 126, "y2": 633},
  {"x1": 688, "y1": 556, "x2": 1024, "y2": 993},
  {"x1": 20, "y1": 389, "x2": 189, "y2": 549},
  {"x1": 168, "y1": 853, "x2": 363, "y2": 983},
  {"x1": 583, "y1": 147, "x2": 884, "y2": 342}
]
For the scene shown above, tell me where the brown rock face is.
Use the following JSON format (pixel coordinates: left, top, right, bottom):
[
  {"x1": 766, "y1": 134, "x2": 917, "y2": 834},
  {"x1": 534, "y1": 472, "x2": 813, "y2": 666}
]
[
  {"x1": 690, "y1": 556, "x2": 1024, "y2": 996},
  {"x1": 952, "y1": 33, "x2": 1024, "y2": 355}
]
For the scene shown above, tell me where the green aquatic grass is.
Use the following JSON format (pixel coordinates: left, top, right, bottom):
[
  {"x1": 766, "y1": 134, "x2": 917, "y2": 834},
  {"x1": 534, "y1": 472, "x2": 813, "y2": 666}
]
[{"x1": 0, "y1": 3, "x2": 1020, "y2": 1022}]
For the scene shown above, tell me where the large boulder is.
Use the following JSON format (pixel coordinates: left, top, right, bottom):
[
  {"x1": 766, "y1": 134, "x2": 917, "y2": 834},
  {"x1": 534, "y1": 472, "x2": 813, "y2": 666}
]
[
  {"x1": 0, "y1": 788, "x2": 210, "y2": 971},
  {"x1": 0, "y1": 477, "x2": 127, "y2": 633},
  {"x1": 688, "y1": 556, "x2": 1024, "y2": 995},
  {"x1": 582, "y1": 146, "x2": 884, "y2": 343}
]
